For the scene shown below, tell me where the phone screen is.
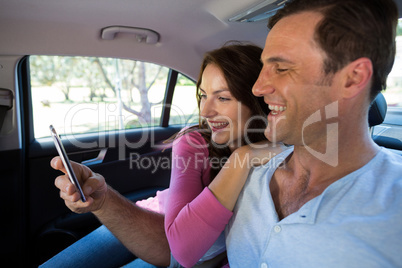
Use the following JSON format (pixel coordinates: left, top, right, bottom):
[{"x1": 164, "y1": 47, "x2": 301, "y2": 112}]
[{"x1": 50, "y1": 125, "x2": 86, "y2": 202}]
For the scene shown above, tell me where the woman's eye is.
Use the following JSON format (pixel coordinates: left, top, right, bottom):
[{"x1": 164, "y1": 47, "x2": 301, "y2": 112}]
[
  {"x1": 200, "y1": 94, "x2": 207, "y2": 99},
  {"x1": 218, "y1": 97, "x2": 231, "y2": 102}
]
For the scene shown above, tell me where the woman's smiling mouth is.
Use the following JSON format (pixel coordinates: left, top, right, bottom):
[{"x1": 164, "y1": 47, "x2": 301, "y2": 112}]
[{"x1": 208, "y1": 120, "x2": 230, "y2": 132}]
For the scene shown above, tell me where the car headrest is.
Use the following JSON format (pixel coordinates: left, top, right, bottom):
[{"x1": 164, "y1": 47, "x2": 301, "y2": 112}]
[{"x1": 368, "y1": 93, "x2": 387, "y2": 127}]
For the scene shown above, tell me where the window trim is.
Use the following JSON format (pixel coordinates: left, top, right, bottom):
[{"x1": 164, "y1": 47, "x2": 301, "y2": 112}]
[
  {"x1": 18, "y1": 56, "x2": 34, "y2": 146},
  {"x1": 161, "y1": 69, "x2": 178, "y2": 127}
]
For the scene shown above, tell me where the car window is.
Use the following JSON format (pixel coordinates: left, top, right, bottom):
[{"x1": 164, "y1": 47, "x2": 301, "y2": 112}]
[
  {"x1": 29, "y1": 56, "x2": 195, "y2": 138},
  {"x1": 169, "y1": 73, "x2": 198, "y2": 126},
  {"x1": 384, "y1": 18, "x2": 402, "y2": 108}
]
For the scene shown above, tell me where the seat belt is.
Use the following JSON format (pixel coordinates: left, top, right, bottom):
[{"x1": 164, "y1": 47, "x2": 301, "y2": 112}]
[{"x1": 0, "y1": 88, "x2": 13, "y2": 130}]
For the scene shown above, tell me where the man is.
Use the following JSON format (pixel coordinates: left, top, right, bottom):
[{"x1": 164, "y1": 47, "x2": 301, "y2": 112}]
[{"x1": 225, "y1": 0, "x2": 402, "y2": 267}]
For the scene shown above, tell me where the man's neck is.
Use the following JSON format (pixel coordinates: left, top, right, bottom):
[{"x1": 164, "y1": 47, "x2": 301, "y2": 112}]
[
  {"x1": 289, "y1": 135, "x2": 379, "y2": 185},
  {"x1": 271, "y1": 130, "x2": 380, "y2": 220}
]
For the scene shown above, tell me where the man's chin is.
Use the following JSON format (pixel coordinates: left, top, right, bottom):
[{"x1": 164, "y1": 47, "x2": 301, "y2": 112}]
[{"x1": 265, "y1": 129, "x2": 282, "y2": 144}]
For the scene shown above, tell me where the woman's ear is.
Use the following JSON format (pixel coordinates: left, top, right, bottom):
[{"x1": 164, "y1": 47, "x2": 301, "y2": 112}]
[{"x1": 342, "y1": 57, "x2": 373, "y2": 99}]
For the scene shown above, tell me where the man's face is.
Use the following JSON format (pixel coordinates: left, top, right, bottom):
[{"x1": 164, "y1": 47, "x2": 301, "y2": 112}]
[{"x1": 253, "y1": 11, "x2": 341, "y2": 147}]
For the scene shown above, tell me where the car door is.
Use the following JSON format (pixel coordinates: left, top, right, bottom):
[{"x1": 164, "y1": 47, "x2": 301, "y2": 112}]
[{"x1": 6, "y1": 55, "x2": 198, "y2": 267}]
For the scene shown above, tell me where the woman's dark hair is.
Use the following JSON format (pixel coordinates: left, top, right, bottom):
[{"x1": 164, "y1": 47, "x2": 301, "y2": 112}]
[
  {"x1": 194, "y1": 42, "x2": 268, "y2": 178},
  {"x1": 269, "y1": 0, "x2": 398, "y2": 101}
]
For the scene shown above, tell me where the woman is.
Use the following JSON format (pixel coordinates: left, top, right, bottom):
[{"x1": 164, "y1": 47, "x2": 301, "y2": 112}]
[
  {"x1": 163, "y1": 43, "x2": 284, "y2": 267},
  {"x1": 42, "y1": 43, "x2": 284, "y2": 268}
]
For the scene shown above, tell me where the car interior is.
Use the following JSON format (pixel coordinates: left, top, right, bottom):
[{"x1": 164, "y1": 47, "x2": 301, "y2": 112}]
[{"x1": 1, "y1": 0, "x2": 402, "y2": 267}]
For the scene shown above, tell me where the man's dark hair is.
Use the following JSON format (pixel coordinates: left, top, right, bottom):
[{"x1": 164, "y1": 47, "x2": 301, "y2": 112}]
[{"x1": 269, "y1": 0, "x2": 398, "y2": 101}]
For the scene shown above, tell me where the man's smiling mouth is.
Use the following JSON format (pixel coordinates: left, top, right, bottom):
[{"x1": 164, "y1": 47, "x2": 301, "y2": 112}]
[{"x1": 269, "y1": 104, "x2": 287, "y2": 115}]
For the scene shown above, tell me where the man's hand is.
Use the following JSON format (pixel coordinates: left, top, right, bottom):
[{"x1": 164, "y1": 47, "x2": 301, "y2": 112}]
[
  {"x1": 51, "y1": 156, "x2": 171, "y2": 266},
  {"x1": 51, "y1": 156, "x2": 108, "y2": 214}
]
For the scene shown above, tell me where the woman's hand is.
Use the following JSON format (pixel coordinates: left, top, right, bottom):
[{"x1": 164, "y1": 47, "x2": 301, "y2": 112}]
[
  {"x1": 51, "y1": 156, "x2": 108, "y2": 214},
  {"x1": 208, "y1": 141, "x2": 287, "y2": 211},
  {"x1": 235, "y1": 140, "x2": 288, "y2": 167}
]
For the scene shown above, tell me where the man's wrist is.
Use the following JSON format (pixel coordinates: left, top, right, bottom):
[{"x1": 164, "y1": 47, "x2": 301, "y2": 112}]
[{"x1": 92, "y1": 185, "x2": 113, "y2": 217}]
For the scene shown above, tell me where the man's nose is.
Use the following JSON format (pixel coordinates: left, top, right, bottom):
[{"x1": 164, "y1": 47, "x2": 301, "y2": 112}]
[{"x1": 252, "y1": 69, "x2": 275, "y2": 97}]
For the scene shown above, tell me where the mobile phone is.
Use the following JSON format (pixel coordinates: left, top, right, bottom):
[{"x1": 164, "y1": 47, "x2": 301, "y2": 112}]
[{"x1": 50, "y1": 125, "x2": 86, "y2": 202}]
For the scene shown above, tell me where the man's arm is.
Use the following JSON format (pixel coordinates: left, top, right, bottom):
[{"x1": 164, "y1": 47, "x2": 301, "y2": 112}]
[
  {"x1": 52, "y1": 157, "x2": 170, "y2": 266},
  {"x1": 93, "y1": 187, "x2": 170, "y2": 266}
]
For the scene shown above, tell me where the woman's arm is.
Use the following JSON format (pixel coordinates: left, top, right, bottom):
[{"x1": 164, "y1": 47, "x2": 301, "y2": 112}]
[
  {"x1": 208, "y1": 141, "x2": 287, "y2": 211},
  {"x1": 165, "y1": 132, "x2": 232, "y2": 267}
]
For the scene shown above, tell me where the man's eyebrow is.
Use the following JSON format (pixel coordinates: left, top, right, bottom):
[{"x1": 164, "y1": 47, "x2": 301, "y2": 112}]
[{"x1": 262, "y1": 56, "x2": 295, "y2": 64}]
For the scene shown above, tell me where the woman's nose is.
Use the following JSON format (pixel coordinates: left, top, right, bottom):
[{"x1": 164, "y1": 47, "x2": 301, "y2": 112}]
[{"x1": 200, "y1": 99, "x2": 216, "y2": 118}]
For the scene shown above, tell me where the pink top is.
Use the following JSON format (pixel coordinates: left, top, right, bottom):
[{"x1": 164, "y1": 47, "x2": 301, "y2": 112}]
[{"x1": 164, "y1": 129, "x2": 233, "y2": 267}]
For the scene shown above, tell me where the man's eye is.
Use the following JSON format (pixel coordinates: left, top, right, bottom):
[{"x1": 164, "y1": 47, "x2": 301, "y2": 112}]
[{"x1": 276, "y1": 68, "x2": 288, "y2": 73}]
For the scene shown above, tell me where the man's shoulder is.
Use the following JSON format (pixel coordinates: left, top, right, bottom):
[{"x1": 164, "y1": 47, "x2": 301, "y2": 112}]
[
  {"x1": 373, "y1": 148, "x2": 402, "y2": 174},
  {"x1": 381, "y1": 147, "x2": 402, "y2": 161},
  {"x1": 349, "y1": 148, "x2": 402, "y2": 199}
]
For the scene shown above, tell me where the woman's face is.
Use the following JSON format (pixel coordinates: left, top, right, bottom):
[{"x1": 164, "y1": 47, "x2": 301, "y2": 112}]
[{"x1": 199, "y1": 63, "x2": 252, "y2": 151}]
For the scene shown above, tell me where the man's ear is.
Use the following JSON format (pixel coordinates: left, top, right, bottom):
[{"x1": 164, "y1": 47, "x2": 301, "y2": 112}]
[{"x1": 342, "y1": 57, "x2": 373, "y2": 99}]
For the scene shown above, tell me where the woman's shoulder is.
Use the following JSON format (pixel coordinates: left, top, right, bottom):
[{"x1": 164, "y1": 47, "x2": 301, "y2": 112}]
[
  {"x1": 171, "y1": 126, "x2": 210, "y2": 156},
  {"x1": 174, "y1": 126, "x2": 207, "y2": 145}
]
